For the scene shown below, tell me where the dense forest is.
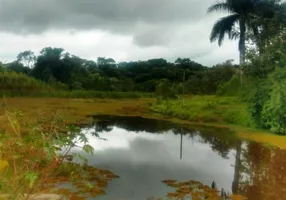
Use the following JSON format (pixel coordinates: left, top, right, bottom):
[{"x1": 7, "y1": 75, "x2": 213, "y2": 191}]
[{"x1": 0, "y1": 49, "x2": 238, "y2": 95}]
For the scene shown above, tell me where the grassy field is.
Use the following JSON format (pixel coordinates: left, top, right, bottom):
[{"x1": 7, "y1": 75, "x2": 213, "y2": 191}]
[
  {"x1": 0, "y1": 98, "x2": 154, "y2": 129},
  {"x1": 151, "y1": 96, "x2": 254, "y2": 127},
  {"x1": 1, "y1": 96, "x2": 286, "y2": 149}
]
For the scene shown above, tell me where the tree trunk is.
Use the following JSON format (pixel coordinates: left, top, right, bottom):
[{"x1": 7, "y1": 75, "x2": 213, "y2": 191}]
[{"x1": 239, "y1": 19, "x2": 246, "y2": 87}]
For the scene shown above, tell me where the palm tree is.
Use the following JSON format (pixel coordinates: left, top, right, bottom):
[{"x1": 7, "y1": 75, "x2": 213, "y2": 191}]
[{"x1": 208, "y1": 0, "x2": 280, "y2": 65}]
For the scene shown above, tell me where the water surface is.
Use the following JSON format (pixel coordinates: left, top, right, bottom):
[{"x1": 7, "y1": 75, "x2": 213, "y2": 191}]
[{"x1": 73, "y1": 115, "x2": 286, "y2": 200}]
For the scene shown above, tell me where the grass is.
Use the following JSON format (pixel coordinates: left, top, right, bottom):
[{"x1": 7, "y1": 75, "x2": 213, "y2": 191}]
[
  {"x1": 2, "y1": 88, "x2": 153, "y2": 99},
  {"x1": 151, "y1": 96, "x2": 254, "y2": 127},
  {"x1": 238, "y1": 131, "x2": 286, "y2": 149},
  {"x1": 41, "y1": 90, "x2": 153, "y2": 99},
  {"x1": 0, "y1": 71, "x2": 53, "y2": 95},
  {"x1": 0, "y1": 98, "x2": 154, "y2": 131}
]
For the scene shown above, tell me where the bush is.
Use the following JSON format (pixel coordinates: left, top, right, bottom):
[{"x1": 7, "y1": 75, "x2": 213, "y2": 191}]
[
  {"x1": 248, "y1": 80, "x2": 270, "y2": 129},
  {"x1": 260, "y1": 68, "x2": 286, "y2": 134},
  {"x1": 217, "y1": 75, "x2": 241, "y2": 96},
  {"x1": 155, "y1": 80, "x2": 179, "y2": 100}
]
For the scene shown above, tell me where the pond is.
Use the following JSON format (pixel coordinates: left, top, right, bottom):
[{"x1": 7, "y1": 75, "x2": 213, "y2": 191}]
[{"x1": 71, "y1": 115, "x2": 286, "y2": 200}]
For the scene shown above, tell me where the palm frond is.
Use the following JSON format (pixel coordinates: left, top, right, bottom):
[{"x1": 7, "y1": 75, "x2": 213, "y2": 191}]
[
  {"x1": 207, "y1": 2, "x2": 234, "y2": 13},
  {"x1": 246, "y1": 17, "x2": 260, "y2": 36},
  {"x1": 230, "y1": 30, "x2": 240, "y2": 40},
  {"x1": 210, "y1": 14, "x2": 240, "y2": 46}
]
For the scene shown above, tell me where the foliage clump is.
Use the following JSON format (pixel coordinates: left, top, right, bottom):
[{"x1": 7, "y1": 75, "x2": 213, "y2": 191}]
[
  {"x1": 246, "y1": 32, "x2": 286, "y2": 134},
  {"x1": 0, "y1": 104, "x2": 117, "y2": 199}
]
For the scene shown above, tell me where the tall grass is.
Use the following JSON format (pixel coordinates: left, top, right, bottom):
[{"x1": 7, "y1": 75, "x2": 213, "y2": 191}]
[
  {"x1": 0, "y1": 72, "x2": 153, "y2": 98},
  {"x1": 0, "y1": 71, "x2": 53, "y2": 95}
]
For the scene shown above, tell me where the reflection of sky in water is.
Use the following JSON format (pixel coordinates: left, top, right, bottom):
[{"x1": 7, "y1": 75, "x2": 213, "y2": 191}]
[{"x1": 72, "y1": 126, "x2": 236, "y2": 200}]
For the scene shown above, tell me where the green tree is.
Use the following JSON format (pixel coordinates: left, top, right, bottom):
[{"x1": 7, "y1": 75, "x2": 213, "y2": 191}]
[
  {"x1": 175, "y1": 58, "x2": 205, "y2": 70},
  {"x1": 208, "y1": 0, "x2": 281, "y2": 65},
  {"x1": 32, "y1": 47, "x2": 66, "y2": 82},
  {"x1": 7, "y1": 61, "x2": 31, "y2": 75},
  {"x1": 17, "y1": 50, "x2": 36, "y2": 68},
  {"x1": 0, "y1": 62, "x2": 5, "y2": 72},
  {"x1": 97, "y1": 57, "x2": 116, "y2": 66},
  {"x1": 247, "y1": 30, "x2": 286, "y2": 133},
  {"x1": 249, "y1": 1, "x2": 286, "y2": 52},
  {"x1": 155, "y1": 79, "x2": 178, "y2": 100}
]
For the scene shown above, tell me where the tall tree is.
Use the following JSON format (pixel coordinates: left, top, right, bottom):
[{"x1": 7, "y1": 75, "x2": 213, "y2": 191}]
[
  {"x1": 247, "y1": 1, "x2": 286, "y2": 52},
  {"x1": 32, "y1": 47, "x2": 66, "y2": 82},
  {"x1": 208, "y1": 0, "x2": 281, "y2": 65},
  {"x1": 17, "y1": 50, "x2": 36, "y2": 68},
  {"x1": 97, "y1": 57, "x2": 116, "y2": 66}
]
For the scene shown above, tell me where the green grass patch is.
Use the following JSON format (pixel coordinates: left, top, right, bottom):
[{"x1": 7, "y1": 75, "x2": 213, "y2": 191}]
[{"x1": 151, "y1": 95, "x2": 254, "y2": 128}]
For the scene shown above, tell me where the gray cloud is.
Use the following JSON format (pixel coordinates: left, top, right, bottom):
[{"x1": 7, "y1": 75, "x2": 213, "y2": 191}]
[
  {"x1": 0, "y1": 0, "x2": 239, "y2": 65},
  {"x1": 133, "y1": 26, "x2": 175, "y2": 47},
  {"x1": 0, "y1": 0, "x2": 209, "y2": 34}
]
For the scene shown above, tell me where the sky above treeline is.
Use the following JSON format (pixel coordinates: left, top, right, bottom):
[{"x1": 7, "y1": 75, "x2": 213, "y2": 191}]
[{"x1": 0, "y1": 0, "x2": 239, "y2": 66}]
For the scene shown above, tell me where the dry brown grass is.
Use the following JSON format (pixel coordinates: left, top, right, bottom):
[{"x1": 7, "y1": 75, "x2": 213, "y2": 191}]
[{"x1": 0, "y1": 98, "x2": 154, "y2": 130}]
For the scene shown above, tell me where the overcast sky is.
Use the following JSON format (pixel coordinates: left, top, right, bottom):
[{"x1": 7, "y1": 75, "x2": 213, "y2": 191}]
[{"x1": 0, "y1": 0, "x2": 239, "y2": 66}]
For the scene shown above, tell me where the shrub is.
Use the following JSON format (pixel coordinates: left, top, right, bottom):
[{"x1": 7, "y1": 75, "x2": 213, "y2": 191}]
[
  {"x1": 155, "y1": 80, "x2": 179, "y2": 100},
  {"x1": 217, "y1": 75, "x2": 241, "y2": 96},
  {"x1": 260, "y1": 68, "x2": 286, "y2": 134}
]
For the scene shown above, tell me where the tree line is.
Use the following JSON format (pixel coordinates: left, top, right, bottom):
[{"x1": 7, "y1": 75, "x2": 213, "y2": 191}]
[{"x1": 0, "y1": 48, "x2": 238, "y2": 95}]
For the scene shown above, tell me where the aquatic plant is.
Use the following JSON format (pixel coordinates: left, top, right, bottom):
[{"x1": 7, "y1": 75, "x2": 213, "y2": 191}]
[{"x1": 162, "y1": 179, "x2": 247, "y2": 200}]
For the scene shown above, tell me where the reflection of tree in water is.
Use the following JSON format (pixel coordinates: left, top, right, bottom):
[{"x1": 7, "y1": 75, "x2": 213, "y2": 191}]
[
  {"x1": 90, "y1": 115, "x2": 255, "y2": 198},
  {"x1": 95, "y1": 120, "x2": 113, "y2": 133},
  {"x1": 173, "y1": 126, "x2": 238, "y2": 159},
  {"x1": 232, "y1": 142, "x2": 286, "y2": 200},
  {"x1": 92, "y1": 115, "x2": 239, "y2": 159},
  {"x1": 199, "y1": 129, "x2": 237, "y2": 159},
  {"x1": 93, "y1": 115, "x2": 175, "y2": 133},
  {"x1": 90, "y1": 115, "x2": 286, "y2": 200},
  {"x1": 173, "y1": 125, "x2": 243, "y2": 196},
  {"x1": 232, "y1": 141, "x2": 242, "y2": 194}
]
